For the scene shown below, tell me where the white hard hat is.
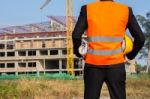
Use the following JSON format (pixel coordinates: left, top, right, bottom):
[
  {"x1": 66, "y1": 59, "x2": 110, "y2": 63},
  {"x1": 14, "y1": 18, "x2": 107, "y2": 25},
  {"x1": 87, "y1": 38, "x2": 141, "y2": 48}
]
[{"x1": 78, "y1": 39, "x2": 88, "y2": 56}]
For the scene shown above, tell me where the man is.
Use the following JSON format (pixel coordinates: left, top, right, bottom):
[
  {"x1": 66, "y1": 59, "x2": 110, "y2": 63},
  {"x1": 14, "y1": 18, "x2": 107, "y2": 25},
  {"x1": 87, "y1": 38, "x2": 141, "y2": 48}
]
[{"x1": 72, "y1": 0, "x2": 145, "y2": 99}]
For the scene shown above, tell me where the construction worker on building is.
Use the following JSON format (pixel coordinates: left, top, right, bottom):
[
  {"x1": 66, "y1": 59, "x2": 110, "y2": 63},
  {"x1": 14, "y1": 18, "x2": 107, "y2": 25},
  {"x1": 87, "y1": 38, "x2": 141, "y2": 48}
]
[{"x1": 72, "y1": 0, "x2": 145, "y2": 99}]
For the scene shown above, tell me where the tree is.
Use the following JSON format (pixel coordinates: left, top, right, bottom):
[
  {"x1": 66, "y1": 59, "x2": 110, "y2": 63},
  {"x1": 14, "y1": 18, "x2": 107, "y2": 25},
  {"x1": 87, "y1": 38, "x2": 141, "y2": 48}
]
[
  {"x1": 136, "y1": 11, "x2": 150, "y2": 73},
  {"x1": 135, "y1": 62, "x2": 142, "y2": 74}
]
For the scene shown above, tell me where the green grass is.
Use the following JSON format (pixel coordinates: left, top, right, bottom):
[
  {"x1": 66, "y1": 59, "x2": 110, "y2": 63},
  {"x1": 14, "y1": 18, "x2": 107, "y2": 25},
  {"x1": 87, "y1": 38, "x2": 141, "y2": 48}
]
[{"x1": 0, "y1": 73, "x2": 150, "y2": 99}]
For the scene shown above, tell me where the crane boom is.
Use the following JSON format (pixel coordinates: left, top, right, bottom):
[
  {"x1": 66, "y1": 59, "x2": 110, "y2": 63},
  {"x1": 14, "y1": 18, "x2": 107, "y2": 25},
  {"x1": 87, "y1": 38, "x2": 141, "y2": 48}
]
[{"x1": 40, "y1": 0, "x2": 51, "y2": 10}]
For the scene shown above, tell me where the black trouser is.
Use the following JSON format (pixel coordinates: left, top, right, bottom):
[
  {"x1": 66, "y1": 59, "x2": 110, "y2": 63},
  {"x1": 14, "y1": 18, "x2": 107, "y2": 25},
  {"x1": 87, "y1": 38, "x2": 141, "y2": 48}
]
[{"x1": 84, "y1": 63, "x2": 126, "y2": 99}]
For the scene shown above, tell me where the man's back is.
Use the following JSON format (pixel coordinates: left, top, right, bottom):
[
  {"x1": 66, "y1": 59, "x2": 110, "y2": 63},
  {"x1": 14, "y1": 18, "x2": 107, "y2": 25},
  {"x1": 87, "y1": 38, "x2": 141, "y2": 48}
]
[
  {"x1": 87, "y1": 1, "x2": 128, "y2": 36},
  {"x1": 85, "y1": 1, "x2": 129, "y2": 65}
]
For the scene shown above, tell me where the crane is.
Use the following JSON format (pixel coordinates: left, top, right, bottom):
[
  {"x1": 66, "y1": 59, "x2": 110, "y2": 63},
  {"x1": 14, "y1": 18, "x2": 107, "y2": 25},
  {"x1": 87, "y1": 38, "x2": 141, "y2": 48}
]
[
  {"x1": 40, "y1": 0, "x2": 74, "y2": 76},
  {"x1": 40, "y1": 0, "x2": 51, "y2": 10}
]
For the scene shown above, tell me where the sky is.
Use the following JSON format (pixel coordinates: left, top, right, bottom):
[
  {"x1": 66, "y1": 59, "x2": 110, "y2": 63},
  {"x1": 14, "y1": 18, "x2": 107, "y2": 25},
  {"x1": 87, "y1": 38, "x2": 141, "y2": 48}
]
[
  {"x1": 0, "y1": 0, "x2": 149, "y2": 26},
  {"x1": 0, "y1": 0, "x2": 149, "y2": 65}
]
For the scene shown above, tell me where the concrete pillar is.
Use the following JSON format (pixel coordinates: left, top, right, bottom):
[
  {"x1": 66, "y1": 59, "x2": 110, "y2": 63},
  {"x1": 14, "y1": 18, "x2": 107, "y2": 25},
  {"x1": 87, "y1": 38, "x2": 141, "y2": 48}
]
[
  {"x1": 59, "y1": 59, "x2": 62, "y2": 73},
  {"x1": 77, "y1": 58, "x2": 84, "y2": 76},
  {"x1": 15, "y1": 62, "x2": 18, "y2": 69},
  {"x1": 58, "y1": 49, "x2": 62, "y2": 56},
  {"x1": 36, "y1": 61, "x2": 40, "y2": 77},
  {"x1": 36, "y1": 36, "x2": 39, "y2": 48},
  {"x1": 4, "y1": 40, "x2": 7, "y2": 50},
  {"x1": 36, "y1": 61, "x2": 39, "y2": 68},
  {"x1": 5, "y1": 63, "x2": 7, "y2": 68},
  {"x1": 43, "y1": 59, "x2": 46, "y2": 75},
  {"x1": 26, "y1": 51, "x2": 28, "y2": 56},
  {"x1": 48, "y1": 50, "x2": 50, "y2": 55},
  {"x1": 14, "y1": 37, "x2": 18, "y2": 49},
  {"x1": 15, "y1": 62, "x2": 18, "y2": 76},
  {"x1": 5, "y1": 51, "x2": 7, "y2": 57},
  {"x1": 26, "y1": 62, "x2": 28, "y2": 68},
  {"x1": 36, "y1": 50, "x2": 40, "y2": 56},
  {"x1": 15, "y1": 51, "x2": 18, "y2": 57}
]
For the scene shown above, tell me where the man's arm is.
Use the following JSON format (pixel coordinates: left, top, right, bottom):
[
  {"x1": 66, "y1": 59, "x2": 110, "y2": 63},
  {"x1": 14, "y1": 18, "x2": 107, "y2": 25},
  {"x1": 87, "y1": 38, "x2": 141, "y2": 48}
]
[
  {"x1": 72, "y1": 5, "x2": 88, "y2": 57},
  {"x1": 126, "y1": 7, "x2": 145, "y2": 60}
]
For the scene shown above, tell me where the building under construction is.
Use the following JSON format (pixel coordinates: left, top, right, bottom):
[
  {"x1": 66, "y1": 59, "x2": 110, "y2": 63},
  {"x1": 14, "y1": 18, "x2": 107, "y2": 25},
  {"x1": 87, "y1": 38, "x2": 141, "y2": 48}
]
[
  {"x1": 0, "y1": 16, "x2": 136, "y2": 76},
  {"x1": 0, "y1": 16, "x2": 84, "y2": 76}
]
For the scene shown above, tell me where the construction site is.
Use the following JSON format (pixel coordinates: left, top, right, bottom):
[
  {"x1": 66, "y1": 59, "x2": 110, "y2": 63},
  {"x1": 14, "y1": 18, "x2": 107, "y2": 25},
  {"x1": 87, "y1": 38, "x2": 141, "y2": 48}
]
[
  {"x1": 0, "y1": 16, "x2": 85, "y2": 76},
  {"x1": 2, "y1": 1, "x2": 149, "y2": 99},
  {"x1": 0, "y1": 0, "x2": 136, "y2": 76},
  {"x1": 0, "y1": 16, "x2": 136, "y2": 76}
]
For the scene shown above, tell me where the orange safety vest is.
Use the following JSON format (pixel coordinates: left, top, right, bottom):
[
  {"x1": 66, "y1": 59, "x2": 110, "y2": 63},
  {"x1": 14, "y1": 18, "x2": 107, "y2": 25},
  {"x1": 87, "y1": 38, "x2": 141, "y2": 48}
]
[{"x1": 85, "y1": 1, "x2": 129, "y2": 65}]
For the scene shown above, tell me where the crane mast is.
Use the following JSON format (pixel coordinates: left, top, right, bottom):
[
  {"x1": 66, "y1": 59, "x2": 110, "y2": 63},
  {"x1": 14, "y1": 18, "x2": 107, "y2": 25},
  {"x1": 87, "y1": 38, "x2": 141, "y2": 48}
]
[{"x1": 66, "y1": 0, "x2": 74, "y2": 76}]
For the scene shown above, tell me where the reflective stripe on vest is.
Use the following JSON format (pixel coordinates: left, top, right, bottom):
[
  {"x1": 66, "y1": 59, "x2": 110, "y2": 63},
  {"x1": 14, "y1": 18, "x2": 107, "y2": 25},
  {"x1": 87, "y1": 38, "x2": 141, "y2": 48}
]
[
  {"x1": 88, "y1": 47, "x2": 123, "y2": 56},
  {"x1": 87, "y1": 36, "x2": 123, "y2": 55},
  {"x1": 87, "y1": 36, "x2": 123, "y2": 42}
]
